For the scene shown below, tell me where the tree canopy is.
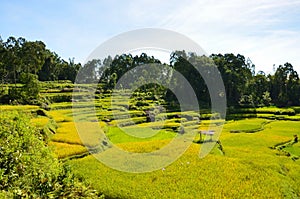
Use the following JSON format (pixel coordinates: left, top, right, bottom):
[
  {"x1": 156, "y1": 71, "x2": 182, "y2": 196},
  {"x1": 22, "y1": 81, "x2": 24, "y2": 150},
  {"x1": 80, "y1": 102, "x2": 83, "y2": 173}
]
[{"x1": 1, "y1": 35, "x2": 299, "y2": 107}]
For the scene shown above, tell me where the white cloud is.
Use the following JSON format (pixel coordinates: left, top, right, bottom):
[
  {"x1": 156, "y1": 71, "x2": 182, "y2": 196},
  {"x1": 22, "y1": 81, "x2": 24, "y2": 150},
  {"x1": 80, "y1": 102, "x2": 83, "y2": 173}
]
[
  {"x1": 2, "y1": 0, "x2": 299, "y2": 72},
  {"x1": 46, "y1": 0, "x2": 300, "y2": 72},
  {"x1": 132, "y1": 0, "x2": 300, "y2": 72}
]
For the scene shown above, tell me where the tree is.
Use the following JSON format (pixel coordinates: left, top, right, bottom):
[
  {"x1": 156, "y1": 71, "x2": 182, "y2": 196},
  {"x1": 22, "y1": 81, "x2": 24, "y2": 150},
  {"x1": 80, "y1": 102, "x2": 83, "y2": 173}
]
[
  {"x1": 20, "y1": 73, "x2": 40, "y2": 103},
  {"x1": 168, "y1": 51, "x2": 215, "y2": 108},
  {"x1": 100, "y1": 53, "x2": 161, "y2": 90},
  {"x1": 77, "y1": 59, "x2": 101, "y2": 83},
  {"x1": 38, "y1": 51, "x2": 57, "y2": 81},
  {"x1": 3, "y1": 37, "x2": 23, "y2": 84},
  {"x1": 247, "y1": 73, "x2": 270, "y2": 106},
  {"x1": 211, "y1": 53, "x2": 252, "y2": 106},
  {"x1": 8, "y1": 73, "x2": 40, "y2": 104},
  {"x1": 262, "y1": 91, "x2": 272, "y2": 106},
  {"x1": 0, "y1": 37, "x2": 8, "y2": 94},
  {"x1": 19, "y1": 40, "x2": 47, "y2": 74},
  {"x1": 271, "y1": 63, "x2": 300, "y2": 106}
]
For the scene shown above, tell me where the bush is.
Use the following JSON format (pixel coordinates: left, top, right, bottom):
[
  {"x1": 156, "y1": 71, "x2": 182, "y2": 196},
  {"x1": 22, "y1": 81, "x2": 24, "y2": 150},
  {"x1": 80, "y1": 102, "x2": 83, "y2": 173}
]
[
  {"x1": 0, "y1": 111, "x2": 104, "y2": 198},
  {"x1": 7, "y1": 74, "x2": 41, "y2": 105}
]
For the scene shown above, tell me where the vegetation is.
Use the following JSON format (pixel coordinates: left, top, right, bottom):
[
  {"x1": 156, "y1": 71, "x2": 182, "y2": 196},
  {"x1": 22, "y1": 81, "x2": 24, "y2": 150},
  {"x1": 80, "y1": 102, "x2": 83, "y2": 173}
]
[
  {"x1": 0, "y1": 111, "x2": 103, "y2": 198},
  {"x1": 70, "y1": 118, "x2": 300, "y2": 198},
  {"x1": 1, "y1": 35, "x2": 300, "y2": 198},
  {"x1": 27, "y1": 93, "x2": 298, "y2": 198},
  {"x1": 1, "y1": 35, "x2": 300, "y2": 109}
]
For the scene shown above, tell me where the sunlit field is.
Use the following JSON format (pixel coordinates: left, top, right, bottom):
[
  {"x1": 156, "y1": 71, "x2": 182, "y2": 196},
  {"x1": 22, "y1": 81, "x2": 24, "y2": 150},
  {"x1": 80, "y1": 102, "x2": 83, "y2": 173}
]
[
  {"x1": 31, "y1": 91, "x2": 300, "y2": 198},
  {"x1": 1, "y1": 87, "x2": 300, "y2": 198},
  {"x1": 69, "y1": 119, "x2": 300, "y2": 198}
]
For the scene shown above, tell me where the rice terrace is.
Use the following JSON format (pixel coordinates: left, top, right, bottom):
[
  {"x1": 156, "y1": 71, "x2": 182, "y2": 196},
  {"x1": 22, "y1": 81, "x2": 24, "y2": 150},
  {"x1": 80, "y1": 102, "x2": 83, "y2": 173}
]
[
  {"x1": 1, "y1": 2, "x2": 300, "y2": 197},
  {"x1": 1, "y1": 36, "x2": 300, "y2": 198}
]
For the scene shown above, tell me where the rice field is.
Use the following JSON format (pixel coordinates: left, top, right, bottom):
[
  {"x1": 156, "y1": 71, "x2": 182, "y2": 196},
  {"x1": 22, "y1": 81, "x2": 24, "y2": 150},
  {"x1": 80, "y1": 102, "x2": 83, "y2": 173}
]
[
  {"x1": 38, "y1": 97, "x2": 300, "y2": 198},
  {"x1": 2, "y1": 88, "x2": 300, "y2": 198},
  {"x1": 48, "y1": 142, "x2": 88, "y2": 159},
  {"x1": 69, "y1": 119, "x2": 300, "y2": 198}
]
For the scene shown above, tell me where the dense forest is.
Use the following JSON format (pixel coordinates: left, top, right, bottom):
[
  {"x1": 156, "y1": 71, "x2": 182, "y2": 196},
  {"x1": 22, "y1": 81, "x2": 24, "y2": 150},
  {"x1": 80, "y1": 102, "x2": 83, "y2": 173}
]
[{"x1": 1, "y1": 36, "x2": 299, "y2": 108}]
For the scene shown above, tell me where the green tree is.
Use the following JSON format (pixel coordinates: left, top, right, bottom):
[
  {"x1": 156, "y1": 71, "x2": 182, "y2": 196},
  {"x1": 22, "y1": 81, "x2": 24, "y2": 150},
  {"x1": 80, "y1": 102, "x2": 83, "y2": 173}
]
[
  {"x1": 8, "y1": 73, "x2": 40, "y2": 104},
  {"x1": 247, "y1": 73, "x2": 270, "y2": 106},
  {"x1": 211, "y1": 53, "x2": 252, "y2": 106},
  {"x1": 262, "y1": 91, "x2": 272, "y2": 106},
  {"x1": 100, "y1": 53, "x2": 161, "y2": 90},
  {"x1": 19, "y1": 40, "x2": 47, "y2": 74},
  {"x1": 271, "y1": 63, "x2": 299, "y2": 106},
  {"x1": 3, "y1": 37, "x2": 24, "y2": 84},
  {"x1": 57, "y1": 58, "x2": 81, "y2": 82},
  {"x1": 0, "y1": 37, "x2": 8, "y2": 94},
  {"x1": 78, "y1": 59, "x2": 101, "y2": 83},
  {"x1": 38, "y1": 51, "x2": 57, "y2": 81},
  {"x1": 20, "y1": 73, "x2": 40, "y2": 103},
  {"x1": 168, "y1": 51, "x2": 215, "y2": 108}
]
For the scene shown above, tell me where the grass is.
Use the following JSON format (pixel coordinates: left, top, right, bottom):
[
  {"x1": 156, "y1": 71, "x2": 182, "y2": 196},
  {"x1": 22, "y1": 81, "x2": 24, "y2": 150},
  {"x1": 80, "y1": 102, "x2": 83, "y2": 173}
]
[
  {"x1": 30, "y1": 116, "x2": 50, "y2": 128},
  {"x1": 256, "y1": 107, "x2": 295, "y2": 115},
  {"x1": 0, "y1": 105, "x2": 39, "y2": 111},
  {"x1": 2, "y1": 89, "x2": 300, "y2": 198},
  {"x1": 51, "y1": 121, "x2": 103, "y2": 147},
  {"x1": 224, "y1": 118, "x2": 268, "y2": 133},
  {"x1": 67, "y1": 119, "x2": 300, "y2": 198},
  {"x1": 49, "y1": 141, "x2": 88, "y2": 159},
  {"x1": 70, "y1": 144, "x2": 300, "y2": 198},
  {"x1": 106, "y1": 126, "x2": 176, "y2": 144},
  {"x1": 137, "y1": 120, "x2": 181, "y2": 130},
  {"x1": 48, "y1": 109, "x2": 74, "y2": 122},
  {"x1": 115, "y1": 139, "x2": 174, "y2": 153},
  {"x1": 284, "y1": 142, "x2": 300, "y2": 157}
]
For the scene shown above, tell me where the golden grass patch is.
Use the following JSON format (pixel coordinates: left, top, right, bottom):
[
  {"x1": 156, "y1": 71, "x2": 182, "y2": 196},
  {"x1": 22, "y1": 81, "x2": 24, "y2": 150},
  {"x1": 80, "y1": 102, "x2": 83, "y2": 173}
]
[
  {"x1": 52, "y1": 121, "x2": 104, "y2": 147},
  {"x1": 30, "y1": 116, "x2": 50, "y2": 128},
  {"x1": 49, "y1": 141, "x2": 88, "y2": 159}
]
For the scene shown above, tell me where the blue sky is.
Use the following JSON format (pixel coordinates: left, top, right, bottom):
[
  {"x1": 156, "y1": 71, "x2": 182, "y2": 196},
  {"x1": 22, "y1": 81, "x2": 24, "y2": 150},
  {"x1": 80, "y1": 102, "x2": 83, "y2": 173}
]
[{"x1": 1, "y1": 0, "x2": 300, "y2": 73}]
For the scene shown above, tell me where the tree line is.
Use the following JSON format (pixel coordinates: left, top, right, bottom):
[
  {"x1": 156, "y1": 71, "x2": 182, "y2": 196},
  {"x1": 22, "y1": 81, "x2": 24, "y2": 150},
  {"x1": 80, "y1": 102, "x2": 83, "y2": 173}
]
[
  {"x1": 92, "y1": 51, "x2": 300, "y2": 108},
  {"x1": 0, "y1": 36, "x2": 81, "y2": 83},
  {"x1": 1, "y1": 36, "x2": 299, "y2": 107}
]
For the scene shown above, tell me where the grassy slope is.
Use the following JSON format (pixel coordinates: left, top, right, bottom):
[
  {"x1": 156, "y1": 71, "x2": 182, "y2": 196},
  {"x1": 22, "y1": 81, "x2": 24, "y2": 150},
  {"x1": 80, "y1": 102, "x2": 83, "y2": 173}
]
[
  {"x1": 69, "y1": 119, "x2": 300, "y2": 198},
  {"x1": 3, "y1": 91, "x2": 300, "y2": 198}
]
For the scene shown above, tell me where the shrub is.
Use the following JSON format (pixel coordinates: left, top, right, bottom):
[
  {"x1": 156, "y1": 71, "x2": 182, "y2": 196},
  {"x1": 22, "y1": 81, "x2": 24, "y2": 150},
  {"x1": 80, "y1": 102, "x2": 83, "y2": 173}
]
[
  {"x1": 0, "y1": 111, "x2": 103, "y2": 198},
  {"x1": 8, "y1": 73, "x2": 41, "y2": 104}
]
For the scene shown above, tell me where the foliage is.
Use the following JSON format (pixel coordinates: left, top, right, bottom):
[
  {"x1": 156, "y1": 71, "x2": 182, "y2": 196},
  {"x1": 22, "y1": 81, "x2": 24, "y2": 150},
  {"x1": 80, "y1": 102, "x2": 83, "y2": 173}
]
[
  {"x1": 0, "y1": 36, "x2": 81, "y2": 84},
  {"x1": 1, "y1": 34, "x2": 300, "y2": 109},
  {"x1": 0, "y1": 111, "x2": 103, "y2": 198}
]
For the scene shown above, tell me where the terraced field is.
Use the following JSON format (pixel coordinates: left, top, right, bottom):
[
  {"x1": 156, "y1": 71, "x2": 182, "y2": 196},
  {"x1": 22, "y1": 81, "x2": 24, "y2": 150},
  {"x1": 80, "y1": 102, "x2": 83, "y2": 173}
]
[{"x1": 2, "y1": 84, "x2": 300, "y2": 198}]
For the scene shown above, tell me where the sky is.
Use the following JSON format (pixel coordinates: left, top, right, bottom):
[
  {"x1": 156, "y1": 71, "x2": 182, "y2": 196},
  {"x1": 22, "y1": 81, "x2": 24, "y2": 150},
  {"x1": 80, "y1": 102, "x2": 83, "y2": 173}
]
[{"x1": 1, "y1": 0, "x2": 300, "y2": 73}]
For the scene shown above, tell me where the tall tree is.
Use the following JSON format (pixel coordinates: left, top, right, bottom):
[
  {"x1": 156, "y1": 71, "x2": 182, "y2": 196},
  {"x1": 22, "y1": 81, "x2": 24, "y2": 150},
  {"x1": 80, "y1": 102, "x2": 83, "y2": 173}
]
[
  {"x1": 247, "y1": 73, "x2": 270, "y2": 106},
  {"x1": 20, "y1": 40, "x2": 47, "y2": 74},
  {"x1": 168, "y1": 51, "x2": 216, "y2": 108},
  {"x1": 3, "y1": 37, "x2": 24, "y2": 84},
  {"x1": 211, "y1": 53, "x2": 252, "y2": 106},
  {"x1": 271, "y1": 63, "x2": 299, "y2": 106}
]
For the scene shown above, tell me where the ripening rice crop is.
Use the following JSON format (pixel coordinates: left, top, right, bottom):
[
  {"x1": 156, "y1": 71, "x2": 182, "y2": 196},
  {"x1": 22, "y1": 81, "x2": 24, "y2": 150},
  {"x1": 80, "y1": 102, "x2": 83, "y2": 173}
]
[
  {"x1": 69, "y1": 119, "x2": 300, "y2": 199},
  {"x1": 51, "y1": 121, "x2": 104, "y2": 147},
  {"x1": 49, "y1": 141, "x2": 88, "y2": 159},
  {"x1": 48, "y1": 109, "x2": 73, "y2": 122},
  {"x1": 30, "y1": 116, "x2": 50, "y2": 128},
  {"x1": 0, "y1": 105, "x2": 39, "y2": 111}
]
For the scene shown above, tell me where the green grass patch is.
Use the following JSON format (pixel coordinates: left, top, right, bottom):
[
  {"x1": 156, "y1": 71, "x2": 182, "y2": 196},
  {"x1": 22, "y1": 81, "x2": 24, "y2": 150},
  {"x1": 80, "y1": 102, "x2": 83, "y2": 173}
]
[
  {"x1": 284, "y1": 143, "x2": 300, "y2": 157},
  {"x1": 224, "y1": 118, "x2": 269, "y2": 133},
  {"x1": 106, "y1": 126, "x2": 176, "y2": 144}
]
